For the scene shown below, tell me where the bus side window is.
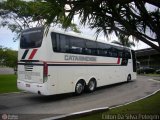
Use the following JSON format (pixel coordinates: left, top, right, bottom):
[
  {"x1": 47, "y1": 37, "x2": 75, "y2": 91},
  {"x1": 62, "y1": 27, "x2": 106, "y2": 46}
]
[
  {"x1": 126, "y1": 51, "x2": 131, "y2": 59},
  {"x1": 51, "y1": 33, "x2": 60, "y2": 52},
  {"x1": 122, "y1": 51, "x2": 126, "y2": 58},
  {"x1": 112, "y1": 46, "x2": 119, "y2": 57},
  {"x1": 97, "y1": 43, "x2": 106, "y2": 56},
  {"x1": 86, "y1": 40, "x2": 97, "y2": 55},
  {"x1": 118, "y1": 51, "x2": 123, "y2": 58},
  {"x1": 59, "y1": 35, "x2": 69, "y2": 53},
  {"x1": 69, "y1": 37, "x2": 85, "y2": 54},
  {"x1": 122, "y1": 49, "x2": 131, "y2": 59}
]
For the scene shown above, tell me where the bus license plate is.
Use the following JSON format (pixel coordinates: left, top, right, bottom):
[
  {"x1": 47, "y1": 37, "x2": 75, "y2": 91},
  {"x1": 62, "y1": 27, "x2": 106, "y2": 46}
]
[{"x1": 26, "y1": 84, "x2": 30, "y2": 87}]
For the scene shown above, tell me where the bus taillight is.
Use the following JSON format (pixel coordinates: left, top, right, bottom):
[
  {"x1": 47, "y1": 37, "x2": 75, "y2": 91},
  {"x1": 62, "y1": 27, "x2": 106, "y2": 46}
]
[{"x1": 43, "y1": 62, "x2": 48, "y2": 78}]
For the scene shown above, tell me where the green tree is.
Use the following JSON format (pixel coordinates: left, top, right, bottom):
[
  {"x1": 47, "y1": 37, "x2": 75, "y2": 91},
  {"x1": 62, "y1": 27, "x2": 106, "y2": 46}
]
[
  {"x1": 0, "y1": 46, "x2": 5, "y2": 66},
  {"x1": 20, "y1": 0, "x2": 159, "y2": 52},
  {"x1": 1, "y1": 0, "x2": 160, "y2": 52},
  {"x1": 112, "y1": 35, "x2": 135, "y2": 47},
  {"x1": 0, "y1": 0, "x2": 80, "y2": 41},
  {"x1": 0, "y1": 46, "x2": 17, "y2": 69},
  {"x1": 4, "y1": 49, "x2": 17, "y2": 69}
]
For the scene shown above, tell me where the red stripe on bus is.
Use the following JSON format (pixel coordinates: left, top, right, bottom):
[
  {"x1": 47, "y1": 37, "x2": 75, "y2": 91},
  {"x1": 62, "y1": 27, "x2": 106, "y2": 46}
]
[
  {"x1": 117, "y1": 57, "x2": 120, "y2": 64},
  {"x1": 28, "y1": 49, "x2": 38, "y2": 60},
  {"x1": 39, "y1": 60, "x2": 120, "y2": 65}
]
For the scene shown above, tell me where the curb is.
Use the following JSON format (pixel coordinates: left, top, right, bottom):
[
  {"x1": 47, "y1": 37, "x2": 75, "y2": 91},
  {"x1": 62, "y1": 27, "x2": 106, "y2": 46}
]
[
  {"x1": 42, "y1": 79, "x2": 160, "y2": 120},
  {"x1": 42, "y1": 107, "x2": 109, "y2": 120},
  {"x1": 148, "y1": 79, "x2": 160, "y2": 83},
  {"x1": 0, "y1": 91, "x2": 26, "y2": 95},
  {"x1": 0, "y1": 92, "x2": 21, "y2": 95}
]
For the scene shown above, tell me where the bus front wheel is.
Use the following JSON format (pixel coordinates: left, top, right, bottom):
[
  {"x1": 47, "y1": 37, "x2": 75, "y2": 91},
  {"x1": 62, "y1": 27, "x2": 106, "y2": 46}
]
[{"x1": 127, "y1": 74, "x2": 131, "y2": 82}]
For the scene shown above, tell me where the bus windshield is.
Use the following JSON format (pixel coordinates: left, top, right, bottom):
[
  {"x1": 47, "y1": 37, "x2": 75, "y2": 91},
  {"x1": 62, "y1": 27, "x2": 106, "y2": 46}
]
[{"x1": 20, "y1": 27, "x2": 44, "y2": 49}]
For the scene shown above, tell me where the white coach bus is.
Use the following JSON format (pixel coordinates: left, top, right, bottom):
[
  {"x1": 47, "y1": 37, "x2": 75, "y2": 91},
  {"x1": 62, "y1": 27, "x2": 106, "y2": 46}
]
[{"x1": 17, "y1": 27, "x2": 137, "y2": 95}]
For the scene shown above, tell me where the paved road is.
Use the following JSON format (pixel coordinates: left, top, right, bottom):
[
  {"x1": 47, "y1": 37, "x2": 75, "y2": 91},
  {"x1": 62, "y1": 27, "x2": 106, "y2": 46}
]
[
  {"x1": 0, "y1": 76, "x2": 160, "y2": 120},
  {"x1": 0, "y1": 67, "x2": 14, "y2": 74}
]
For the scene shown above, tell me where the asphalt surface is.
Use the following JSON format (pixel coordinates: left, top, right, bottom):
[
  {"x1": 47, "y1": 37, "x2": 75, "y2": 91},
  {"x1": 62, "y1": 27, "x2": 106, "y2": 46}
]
[
  {"x1": 0, "y1": 75, "x2": 160, "y2": 120},
  {"x1": 0, "y1": 67, "x2": 14, "y2": 74}
]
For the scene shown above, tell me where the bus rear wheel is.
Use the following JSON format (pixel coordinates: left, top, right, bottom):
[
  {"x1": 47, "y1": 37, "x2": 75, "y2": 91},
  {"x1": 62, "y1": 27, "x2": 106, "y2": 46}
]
[
  {"x1": 87, "y1": 79, "x2": 96, "y2": 92},
  {"x1": 75, "y1": 80, "x2": 85, "y2": 95}
]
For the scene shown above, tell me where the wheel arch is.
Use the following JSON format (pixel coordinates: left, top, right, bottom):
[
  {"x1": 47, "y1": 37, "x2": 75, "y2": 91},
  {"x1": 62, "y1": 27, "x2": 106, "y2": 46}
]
[{"x1": 78, "y1": 79, "x2": 86, "y2": 85}]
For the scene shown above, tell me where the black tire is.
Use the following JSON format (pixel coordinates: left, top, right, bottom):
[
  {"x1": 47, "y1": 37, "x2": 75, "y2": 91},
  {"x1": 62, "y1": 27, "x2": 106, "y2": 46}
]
[
  {"x1": 87, "y1": 79, "x2": 96, "y2": 92},
  {"x1": 75, "y1": 81, "x2": 85, "y2": 95},
  {"x1": 127, "y1": 75, "x2": 131, "y2": 82}
]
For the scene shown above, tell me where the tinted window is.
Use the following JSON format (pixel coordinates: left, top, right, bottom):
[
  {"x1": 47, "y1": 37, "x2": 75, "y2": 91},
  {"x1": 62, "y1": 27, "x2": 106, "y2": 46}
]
[
  {"x1": 20, "y1": 27, "x2": 44, "y2": 49},
  {"x1": 97, "y1": 43, "x2": 108, "y2": 56},
  {"x1": 51, "y1": 33, "x2": 60, "y2": 52},
  {"x1": 111, "y1": 47, "x2": 118, "y2": 57},
  {"x1": 123, "y1": 49, "x2": 131, "y2": 59},
  {"x1": 51, "y1": 33, "x2": 69, "y2": 53},
  {"x1": 59, "y1": 35, "x2": 70, "y2": 52},
  {"x1": 70, "y1": 37, "x2": 85, "y2": 54},
  {"x1": 116, "y1": 47, "x2": 123, "y2": 58},
  {"x1": 86, "y1": 41, "x2": 97, "y2": 55},
  {"x1": 107, "y1": 46, "x2": 118, "y2": 57},
  {"x1": 51, "y1": 32, "x2": 128, "y2": 58},
  {"x1": 118, "y1": 51, "x2": 123, "y2": 58}
]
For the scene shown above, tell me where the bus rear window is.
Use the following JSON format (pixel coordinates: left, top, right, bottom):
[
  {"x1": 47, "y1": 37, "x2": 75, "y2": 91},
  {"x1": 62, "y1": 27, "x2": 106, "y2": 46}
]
[{"x1": 20, "y1": 27, "x2": 44, "y2": 49}]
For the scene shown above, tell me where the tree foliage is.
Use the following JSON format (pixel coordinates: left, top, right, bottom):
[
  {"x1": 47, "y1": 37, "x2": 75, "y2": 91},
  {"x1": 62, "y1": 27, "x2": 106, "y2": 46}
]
[
  {"x1": 112, "y1": 35, "x2": 135, "y2": 48},
  {"x1": 42, "y1": 0, "x2": 160, "y2": 52},
  {"x1": 0, "y1": 0, "x2": 80, "y2": 41},
  {"x1": 0, "y1": 46, "x2": 17, "y2": 68},
  {"x1": 1, "y1": 0, "x2": 160, "y2": 52}
]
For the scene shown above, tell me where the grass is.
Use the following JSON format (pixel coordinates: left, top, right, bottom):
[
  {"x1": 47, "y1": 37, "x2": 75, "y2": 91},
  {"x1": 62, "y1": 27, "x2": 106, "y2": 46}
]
[
  {"x1": 72, "y1": 91, "x2": 160, "y2": 120},
  {"x1": 144, "y1": 73, "x2": 160, "y2": 77},
  {"x1": 0, "y1": 74, "x2": 20, "y2": 93}
]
